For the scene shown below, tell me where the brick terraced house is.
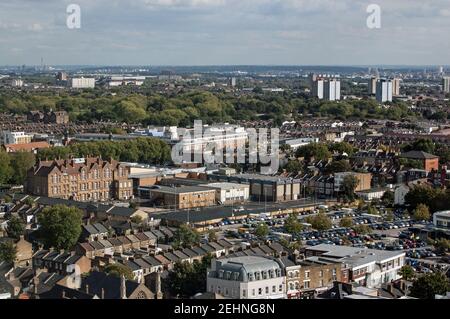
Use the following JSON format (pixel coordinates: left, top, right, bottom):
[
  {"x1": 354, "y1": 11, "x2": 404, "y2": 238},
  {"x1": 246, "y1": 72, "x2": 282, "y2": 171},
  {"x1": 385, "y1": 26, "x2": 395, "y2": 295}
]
[{"x1": 25, "y1": 157, "x2": 133, "y2": 202}]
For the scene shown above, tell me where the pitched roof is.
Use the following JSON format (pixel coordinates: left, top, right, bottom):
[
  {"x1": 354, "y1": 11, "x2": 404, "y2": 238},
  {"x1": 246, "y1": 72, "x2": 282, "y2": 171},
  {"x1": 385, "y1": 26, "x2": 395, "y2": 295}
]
[{"x1": 401, "y1": 151, "x2": 438, "y2": 160}]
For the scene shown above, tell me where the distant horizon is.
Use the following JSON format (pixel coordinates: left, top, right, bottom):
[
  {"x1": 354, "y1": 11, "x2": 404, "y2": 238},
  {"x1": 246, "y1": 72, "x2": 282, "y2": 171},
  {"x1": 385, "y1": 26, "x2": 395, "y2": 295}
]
[{"x1": 1, "y1": 64, "x2": 449, "y2": 69}]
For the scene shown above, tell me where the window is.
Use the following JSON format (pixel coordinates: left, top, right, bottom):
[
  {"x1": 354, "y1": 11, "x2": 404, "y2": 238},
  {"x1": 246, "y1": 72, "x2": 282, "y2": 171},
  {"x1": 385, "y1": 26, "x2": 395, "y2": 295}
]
[
  {"x1": 225, "y1": 288, "x2": 229, "y2": 296},
  {"x1": 272, "y1": 286, "x2": 276, "y2": 293},
  {"x1": 252, "y1": 289, "x2": 255, "y2": 296},
  {"x1": 242, "y1": 289, "x2": 246, "y2": 297},
  {"x1": 319, "y1": 280, "x2": 324, "y2": 287},
  {"x1": 305, "y1": 271, "x2": 310, "y2": 279},
  {"x1": 258, "y1": 288, "x2": 262, "y2": 295},
  {"x1": 295, "y1": 282, "x2": 300, "y2": 290},
  {"x1": 265, "y1": 287, "x2": 269, "y2": 294},
  {"x1": 279, "y1": 285, "x2": 283, "y2": 292},
  {"x1": 319, "y1": 270, "x2": 323, "y2": 277},
  {"x1": 289, "y1": 283, "x2": 294, "y2": 290},
  {"x1": 304, "y1": 281, "x2": 310, "y2": 289}
]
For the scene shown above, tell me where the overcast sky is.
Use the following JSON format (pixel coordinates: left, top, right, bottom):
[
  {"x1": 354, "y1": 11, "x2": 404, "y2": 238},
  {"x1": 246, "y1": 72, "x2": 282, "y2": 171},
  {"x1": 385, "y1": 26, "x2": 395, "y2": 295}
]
[{"x1": 0, "y1": 0, "x2": 449, "y2": 66}]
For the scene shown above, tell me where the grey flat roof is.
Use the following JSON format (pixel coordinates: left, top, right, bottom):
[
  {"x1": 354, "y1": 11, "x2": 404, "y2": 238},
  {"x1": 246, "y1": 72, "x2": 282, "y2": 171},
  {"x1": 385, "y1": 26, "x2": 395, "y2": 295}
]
[
  {"x1": 306, "y1": 244, "x2": 405, "y2": 267},
  {"x1": 148, "y1": 185, "x2": 215, "y2": 194}
]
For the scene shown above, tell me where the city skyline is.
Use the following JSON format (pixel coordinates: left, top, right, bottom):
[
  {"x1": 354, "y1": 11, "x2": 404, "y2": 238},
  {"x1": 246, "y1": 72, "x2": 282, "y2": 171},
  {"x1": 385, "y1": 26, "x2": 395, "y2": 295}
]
[{"x1": 1, "y1": 0, "x2": 450, "y2": 66}]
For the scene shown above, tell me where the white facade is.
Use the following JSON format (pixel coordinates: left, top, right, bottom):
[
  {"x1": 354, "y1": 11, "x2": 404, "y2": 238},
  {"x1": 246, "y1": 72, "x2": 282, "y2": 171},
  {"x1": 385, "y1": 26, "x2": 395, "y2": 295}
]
[
  {"x1": 70, "y1": 77, "x2": 96, "y2": 89},
  {"x1": 312, "y1": 79, "x2": 324, "y2": 99},
  {"x1": 305, "y1": 244, "x2": 405, "y2": 288},
  {"x1": 207, "y1": 256, "x2": 286, "y2": 299},
  {"x1": 394, "y1": 184, "x2": 410, "y2": 206},
  {"x1": 324, "y1": 79, "x2": 341, "y2": 101},
  {"x1": 443, "y1": 77, "x2": 450, "y2": 93},
  {"x1": 355, "y1": 189, "x2": 386, "y2": 201},
  {"x1": 433, "y1": 211, "x2": 450, "y2": 229},
  {"x1": 10, "y1": 79, "x2": 24, "y2": 87},
  {"x1": 202, "y1": 182, "x2": 250, "y2": 204},
  {"x1": 376, "y1": 79, "x2": 393, "y2": 103},
  {"x1": 284, "y1": 138, "x2": 319, "y2": 150},
  {"x1": 107, "y1": 76, "x2": 146, "y2": 87},
  {"x1": 0, "y1": 131, "x2": 32, "y2": 145}
]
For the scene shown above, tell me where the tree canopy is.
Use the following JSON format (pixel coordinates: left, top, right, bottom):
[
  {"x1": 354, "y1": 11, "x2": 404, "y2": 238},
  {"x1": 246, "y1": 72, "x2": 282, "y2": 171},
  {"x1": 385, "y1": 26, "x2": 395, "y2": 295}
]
[
  {"x1": 37, "y1": 205, "x2": 83, "y2": 250},
  {"x1": 410, "y1": 272, "x2": 449, "y2": 299}
]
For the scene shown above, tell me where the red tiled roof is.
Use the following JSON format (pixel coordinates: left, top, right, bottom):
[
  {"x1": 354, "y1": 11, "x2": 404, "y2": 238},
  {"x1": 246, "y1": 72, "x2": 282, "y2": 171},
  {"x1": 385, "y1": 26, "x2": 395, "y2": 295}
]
[{"x1": 4, "y1": 141, "x2": 50, "y2": 152}]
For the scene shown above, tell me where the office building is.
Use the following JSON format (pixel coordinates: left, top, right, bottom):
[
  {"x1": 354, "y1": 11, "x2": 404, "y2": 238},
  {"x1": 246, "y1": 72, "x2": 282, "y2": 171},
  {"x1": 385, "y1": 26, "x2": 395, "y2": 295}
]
[
  {"x1": 376, "y1": 79, "x2": 393, "y2": 103},
  {"x1": 69, "y1": 77, "x2": 96, "y2": 89},
  {"x1": 207, "y1": 256, "x2": 286, "y2": 299},
  {"x1": 200, "y1": 182, "x2": 250, "y2": 205},
  {"x1": 25, "y1": 157, "x2": 133, "y2": 202},
  {"x1": 1, "y1": 131, "x2": 32, "y2": 145},
  {"x1": 229, "y1": 77, "x2": 236, "y2": 87},
  {"x1": 443, "y1": 77, "x2": 450, "y2": 93},
  {"x1": 433, "y1": 211, "x2": 450, "y2": 230},
  {"x1": 304, "y1": 244, "x2": 405, "y2": 288},
  {"x1": 209, "y1": 173, "x2": 304, "y2": 202}
]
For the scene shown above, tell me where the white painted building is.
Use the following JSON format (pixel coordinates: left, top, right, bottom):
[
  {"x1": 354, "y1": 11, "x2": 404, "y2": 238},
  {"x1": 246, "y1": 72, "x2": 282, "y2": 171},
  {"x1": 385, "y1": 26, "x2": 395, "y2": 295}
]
[
  {"x1": 0, "y1": 131, "x2": 32, "y2": 145},
  {"x1": 305, "y1": 244, "x2": 405, "y2": 288},
  {"x1": 433, "y1": 211, "x2": 450, "y2": 230},
  {"x1": 69, "y1": 77, "x2": 96, "y2": 89},
  {"x1": 355, "y1": 188, "x2": 386, "y2": 201},
  {"x1": 283, "y1": 138, "x2": 319, "y2": 150},
  {"x1": 394, "y1": 184, "x2": 410, "y2": 206},
  {"x1": 207, "y1": 256, "x2": 286, "y2": 299},
  {"x1": 201, "y1": 182, "x2": 249, "y2": 205}
]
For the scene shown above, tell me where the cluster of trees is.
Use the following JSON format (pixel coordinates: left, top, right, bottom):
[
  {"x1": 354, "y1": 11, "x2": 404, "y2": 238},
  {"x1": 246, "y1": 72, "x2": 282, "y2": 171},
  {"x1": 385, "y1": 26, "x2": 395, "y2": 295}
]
[
  {"x1": 0, "y1": 151, "x2": 35, "y2": 185},
  {"x1": 282, "y1": 142, "x2": 356, "y2": 176},
  {"x1": 172, "y1": 224, "x2": 201, "y2": 249},
  {"x1": 405, "y1": 185, "x2": 450, "y2": 213},
  {"x1": 37, "y1": 138, "x2": 171, "y2": 165},
  {"x1": 306, "y1": 211, "x2": 332, "y2": 231},
  {"x1": 167, "y1": 255, "x2": 213, "y2": 298},
  {"x1": 0, "y1": 90, "x2": 418, "y2": 126},
  {"x1": 36, "y1": 205, "x2": 83, "y2": 250},
  {"x1": 402, "y1": 138, "x2": 450, "y2": 164}
]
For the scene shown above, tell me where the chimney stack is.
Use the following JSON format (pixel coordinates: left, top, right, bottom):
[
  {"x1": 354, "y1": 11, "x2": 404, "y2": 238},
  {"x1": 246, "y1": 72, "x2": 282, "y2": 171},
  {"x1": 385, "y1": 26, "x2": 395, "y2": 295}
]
[
  {"x1": 155, "y1": 270, "x2": 163, "y2": 300},
  {"x1": 120, "y1": 275, "x2": 127, "y2": 299}
]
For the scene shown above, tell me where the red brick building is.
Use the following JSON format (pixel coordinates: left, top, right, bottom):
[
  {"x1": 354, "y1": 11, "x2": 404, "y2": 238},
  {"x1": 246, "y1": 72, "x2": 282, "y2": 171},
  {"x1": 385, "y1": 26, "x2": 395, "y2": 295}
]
[{"x1": 400, "y1": 151, "x2": 439, "y2": 172}]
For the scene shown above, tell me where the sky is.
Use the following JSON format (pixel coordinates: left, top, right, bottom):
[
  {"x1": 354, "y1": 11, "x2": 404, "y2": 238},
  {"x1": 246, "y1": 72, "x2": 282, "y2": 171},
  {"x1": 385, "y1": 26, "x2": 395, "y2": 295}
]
[{"x1": 0, "y1": 0, "x2": 449, "y2": 66}]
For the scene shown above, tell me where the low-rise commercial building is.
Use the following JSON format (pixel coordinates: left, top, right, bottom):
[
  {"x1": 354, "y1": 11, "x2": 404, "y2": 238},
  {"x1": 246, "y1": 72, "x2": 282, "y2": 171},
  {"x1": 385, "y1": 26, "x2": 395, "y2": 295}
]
[
  {"x1": 304, "y1": 244, "x2": 405, "y2": 288},
  {"x1": 140, "y1": 185, "x2": 216, "y2": 209},
  {"x1": 207, "y1": 256, "x2": 286, "y2": 299},
  {"x1": 200, "y1": 182, "x2": 249, "y2": 205}
]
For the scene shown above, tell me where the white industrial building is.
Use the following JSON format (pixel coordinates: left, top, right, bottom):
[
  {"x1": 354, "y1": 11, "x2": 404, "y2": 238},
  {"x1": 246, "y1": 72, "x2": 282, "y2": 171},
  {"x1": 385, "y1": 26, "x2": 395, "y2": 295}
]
[
  {"x1": 69, "y1": 77, "x2": 96, "y2": 89},
  {"x1": 201, "y1": 182, "x2": 250, "y2": 205},
  {"x1": 207, "y1": 256, "x2": 286, "y2": 299}
]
